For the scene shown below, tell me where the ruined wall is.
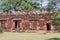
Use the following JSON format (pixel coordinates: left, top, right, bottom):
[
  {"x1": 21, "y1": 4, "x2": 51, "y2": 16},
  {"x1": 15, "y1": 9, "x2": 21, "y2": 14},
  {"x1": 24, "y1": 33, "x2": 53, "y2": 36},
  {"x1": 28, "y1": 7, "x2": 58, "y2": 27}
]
[{"x1": 0, "y1": 11, "x2": 54, "y2": 32}]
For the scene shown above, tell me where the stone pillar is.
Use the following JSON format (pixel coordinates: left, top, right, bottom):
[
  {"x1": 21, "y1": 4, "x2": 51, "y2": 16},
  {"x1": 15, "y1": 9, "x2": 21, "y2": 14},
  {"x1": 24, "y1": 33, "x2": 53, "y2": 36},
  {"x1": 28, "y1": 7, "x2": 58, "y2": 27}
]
[
  {"x1": 6, "y1": 19, "x2": 9, "y2": 31},
  {"x1": 19, "y1": 21, "x2": 22, "y2": 32},
  {"x1": 0, "y1": 21, "x2": 1, "y2": 26},
  {"x1": 11, "y1": 20, "x2": 14, "y2": 31},
  {"x1": 5, "y1": 21, "x2": 7, "y2": 28},
  {"x1": 13, "y1": 21, "x2": 15, "y2": 29},
  {"x1": 36, "y1": 22, "x2": 40, "y2": 30},
  {"x1": 43, "y1": 24, "x2": 47, "y2": 31},
  {"x1": 51, "y1": 25, "x2": 54, "y2": 32},
  {"x1": 29, "y1": 22, "x2": 33, "y2": 30}
]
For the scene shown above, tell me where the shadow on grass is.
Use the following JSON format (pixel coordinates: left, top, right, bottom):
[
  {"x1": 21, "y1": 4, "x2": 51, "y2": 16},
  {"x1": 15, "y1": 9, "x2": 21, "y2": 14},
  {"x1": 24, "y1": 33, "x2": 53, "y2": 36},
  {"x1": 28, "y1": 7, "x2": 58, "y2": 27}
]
[{"x1": 47, "y1": 38, "x2": 60, "y2": 40}]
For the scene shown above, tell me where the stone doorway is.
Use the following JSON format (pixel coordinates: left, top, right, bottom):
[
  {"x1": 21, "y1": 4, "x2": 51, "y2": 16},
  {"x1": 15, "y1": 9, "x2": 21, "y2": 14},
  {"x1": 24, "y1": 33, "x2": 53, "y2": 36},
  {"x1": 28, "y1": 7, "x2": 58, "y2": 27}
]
[
  {"x1": 46, "y1": 23, "x2": 51, "y2": 31},
  {"x1": 13, "y1": 20, "x2": 21, "y2": 31},
  {"x1": 14, "y1": 21, "x2": 18, "y2": 28}
]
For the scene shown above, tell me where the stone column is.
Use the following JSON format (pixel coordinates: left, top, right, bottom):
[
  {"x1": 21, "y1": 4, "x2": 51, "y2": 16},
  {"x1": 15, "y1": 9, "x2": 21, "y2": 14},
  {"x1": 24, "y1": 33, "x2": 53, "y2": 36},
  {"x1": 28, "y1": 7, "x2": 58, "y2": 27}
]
[
  {"x1": 51, "y1": 24, "x2": 54, "y2": 32},
  {"x1": 6, "y1": 19, "x2": 9, "y2": 31},
  {"x1": 11, "y1": 20, "x2": 14, "y2": 31},
  {"x1": 43, "y1": 24, "x2": 47, "y2": 31},
  {"x1": 0, "y1": 21, "x2": 1, "y2": 26},
  {"x1": 36, "y1": 22, "x2": 40, "y2": 31},
  {"x1": 29, "y1": 22, "x2": 32, "y2": 30}
]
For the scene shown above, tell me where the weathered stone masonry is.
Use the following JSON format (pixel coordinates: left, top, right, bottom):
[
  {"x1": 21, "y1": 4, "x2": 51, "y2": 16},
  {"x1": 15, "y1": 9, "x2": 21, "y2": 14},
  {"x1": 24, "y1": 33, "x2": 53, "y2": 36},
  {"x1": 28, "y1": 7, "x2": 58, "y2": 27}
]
[{"x1": 0, "y1": 11, "x2": 54, "y2": 32}]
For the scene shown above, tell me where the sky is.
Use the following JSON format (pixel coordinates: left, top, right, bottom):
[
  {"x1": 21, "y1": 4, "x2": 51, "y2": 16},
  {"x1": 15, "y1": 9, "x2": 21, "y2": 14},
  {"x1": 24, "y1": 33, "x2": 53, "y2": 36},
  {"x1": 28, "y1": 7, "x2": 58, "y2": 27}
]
[
  {"x1": 35, "y1": 0, "x2": 48, "y2": 7},
  {"x1": 56, "y1": 3, "x2": 60, "y2": 9},
  {"x1": 42, "y1": 0, "x2": 48, "y2": 7},
  {"x1": 39, "y1": 0, "x2": 48, "y2": 7},
  {"x1": 36, "y1": 0, "x2": 60, "y2": 9}
]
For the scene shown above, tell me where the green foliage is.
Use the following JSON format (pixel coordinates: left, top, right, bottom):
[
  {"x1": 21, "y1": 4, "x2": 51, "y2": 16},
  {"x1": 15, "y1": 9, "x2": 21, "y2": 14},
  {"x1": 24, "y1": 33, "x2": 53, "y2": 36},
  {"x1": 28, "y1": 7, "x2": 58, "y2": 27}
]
[
  {"x1": 51, "y1": 10, "x2": 60, "y2": 27},
  {"x1": 47, "y1": 38, "x2": 60, "y2": 40},
  {"x1": 0, "y1": 27, "x2": 3, "y2": 33},
  {"x1": 51, "y1": 10, "x2": 60, "y2": 32},
  {"x1": 47, "y1": 0, "x2": 56, "y2": 11},
  {"x1": 0, "y1": 0, "x2": 40, "y2": 12}
]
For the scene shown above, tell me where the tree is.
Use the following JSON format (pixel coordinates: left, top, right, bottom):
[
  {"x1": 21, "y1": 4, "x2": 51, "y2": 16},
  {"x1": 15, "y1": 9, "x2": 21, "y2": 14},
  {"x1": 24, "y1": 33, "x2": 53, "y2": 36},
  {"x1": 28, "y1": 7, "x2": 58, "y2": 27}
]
[
  {"x1": 0, "y1": 0, "x2": 40, "y2": 12},
  {"x1": 0, "y1": 0, "x2": 10, "y2": 12},
  {"x1": 46, "y1": 0, "x2": 57, "y2": 11},
  {"x1": 51, "y1": 10, "x2": 60, "y2": 31},
  {"x1": 51, "y1": 10, "x2": 60, "y2": 27},
  {"x1": 39, "y1": 0, "x2": 44, "y2": 11},
  {"x1": 35, "y1": 0, "x2": 44, "y2": 11}
]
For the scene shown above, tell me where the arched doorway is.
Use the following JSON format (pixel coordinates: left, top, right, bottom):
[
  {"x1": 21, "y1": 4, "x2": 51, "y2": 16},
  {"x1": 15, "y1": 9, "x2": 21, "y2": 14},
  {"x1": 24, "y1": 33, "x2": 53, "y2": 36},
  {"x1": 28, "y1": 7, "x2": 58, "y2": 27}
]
[{"x1": 46, "y1": 23, "x2": 51, "y2": 31}]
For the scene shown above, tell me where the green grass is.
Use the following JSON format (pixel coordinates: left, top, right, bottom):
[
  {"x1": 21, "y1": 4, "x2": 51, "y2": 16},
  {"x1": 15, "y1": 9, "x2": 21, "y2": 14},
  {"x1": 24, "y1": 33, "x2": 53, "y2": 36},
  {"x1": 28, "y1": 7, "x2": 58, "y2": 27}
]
[{"x1": 0, "y1": 32, "x2": 60, "y2": 40}]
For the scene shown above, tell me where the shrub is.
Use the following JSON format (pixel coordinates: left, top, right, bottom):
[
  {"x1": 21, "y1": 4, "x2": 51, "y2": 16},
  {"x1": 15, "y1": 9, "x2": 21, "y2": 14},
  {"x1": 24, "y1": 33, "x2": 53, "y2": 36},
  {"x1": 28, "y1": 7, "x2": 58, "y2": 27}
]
[
  {"x1": 0, "y1": 27, "x2": 3, "y2": 33},
  {"x1": 55, "y1": 26, "x2": 60, "y2": 32}
]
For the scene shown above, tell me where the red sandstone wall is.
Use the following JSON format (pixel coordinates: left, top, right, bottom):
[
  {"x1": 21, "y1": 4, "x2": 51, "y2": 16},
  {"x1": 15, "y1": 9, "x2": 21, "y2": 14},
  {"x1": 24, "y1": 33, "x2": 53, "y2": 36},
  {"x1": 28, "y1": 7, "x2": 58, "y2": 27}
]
[{"x1": 0, "y1": 13, "x2": 54, "y2": 31}]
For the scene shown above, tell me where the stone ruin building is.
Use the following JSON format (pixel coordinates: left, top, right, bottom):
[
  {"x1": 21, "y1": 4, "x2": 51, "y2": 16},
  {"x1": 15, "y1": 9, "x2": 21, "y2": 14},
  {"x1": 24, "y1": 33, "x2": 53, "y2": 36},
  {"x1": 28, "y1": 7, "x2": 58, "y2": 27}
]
[{"x1": 0, "y1": 11, "x2": 54, "y2": 32}]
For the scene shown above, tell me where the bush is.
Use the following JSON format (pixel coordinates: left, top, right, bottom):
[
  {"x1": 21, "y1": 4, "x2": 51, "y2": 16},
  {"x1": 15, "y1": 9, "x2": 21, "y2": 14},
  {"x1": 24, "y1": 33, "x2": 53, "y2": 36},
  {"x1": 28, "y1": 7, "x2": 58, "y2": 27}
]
[
  {"x1": 55, "y1": 26, "x2": 60, "y2": 32},
  {"x1": 0, "y1": 27, "x2": 3, "y2": 33}
]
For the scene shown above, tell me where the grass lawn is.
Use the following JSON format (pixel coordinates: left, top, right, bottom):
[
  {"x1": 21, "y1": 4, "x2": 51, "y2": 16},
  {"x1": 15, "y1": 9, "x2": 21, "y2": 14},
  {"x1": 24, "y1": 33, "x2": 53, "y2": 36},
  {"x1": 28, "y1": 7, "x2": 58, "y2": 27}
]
[{"x1": 0, "y1": 32, "x2": 60, "y2": 40}]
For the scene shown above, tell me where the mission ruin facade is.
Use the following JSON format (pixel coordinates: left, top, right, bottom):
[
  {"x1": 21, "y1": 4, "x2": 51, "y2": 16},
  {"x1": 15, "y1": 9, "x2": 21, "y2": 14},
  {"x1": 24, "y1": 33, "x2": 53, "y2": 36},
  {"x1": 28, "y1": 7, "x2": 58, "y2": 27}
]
[{"x1": 0, "y1": 11, "x2": 54, "y2": 32}]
